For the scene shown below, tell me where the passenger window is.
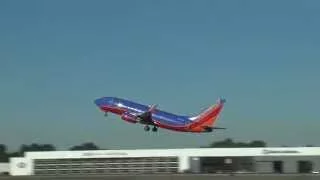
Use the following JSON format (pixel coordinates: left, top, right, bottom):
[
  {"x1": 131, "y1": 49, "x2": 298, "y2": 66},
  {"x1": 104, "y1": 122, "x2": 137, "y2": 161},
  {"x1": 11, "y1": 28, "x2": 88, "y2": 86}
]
[{"x1": 108, "y1": 98, "x2": 114, "y2": 104}]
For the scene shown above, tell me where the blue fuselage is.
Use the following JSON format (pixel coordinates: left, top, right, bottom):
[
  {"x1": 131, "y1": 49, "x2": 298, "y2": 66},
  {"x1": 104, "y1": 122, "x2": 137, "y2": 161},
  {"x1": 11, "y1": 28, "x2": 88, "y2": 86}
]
[{"x1": 94, "y1": 97, "x2": 193, "y2": 126}]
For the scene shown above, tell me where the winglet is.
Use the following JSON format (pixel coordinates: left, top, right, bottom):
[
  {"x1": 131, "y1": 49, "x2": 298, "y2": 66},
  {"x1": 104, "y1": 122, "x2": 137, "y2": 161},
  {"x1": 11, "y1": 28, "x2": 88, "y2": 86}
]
[{"x1": 217, "y1": 97, "x2": 226, "y2": 104}]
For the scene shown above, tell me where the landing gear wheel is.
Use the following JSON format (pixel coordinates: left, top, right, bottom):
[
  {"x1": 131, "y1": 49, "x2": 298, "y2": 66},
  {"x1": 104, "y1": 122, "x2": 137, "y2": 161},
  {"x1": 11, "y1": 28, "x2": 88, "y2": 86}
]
[
  {"x1": 152, "y1": 126, "x2": 158, "y2": 132},
  {"x1": 144, "y1": 126, "x2": 150, "y2": 131},
  {"x1": 104, "y1": 113, "x2": 108, "y2": 117}
]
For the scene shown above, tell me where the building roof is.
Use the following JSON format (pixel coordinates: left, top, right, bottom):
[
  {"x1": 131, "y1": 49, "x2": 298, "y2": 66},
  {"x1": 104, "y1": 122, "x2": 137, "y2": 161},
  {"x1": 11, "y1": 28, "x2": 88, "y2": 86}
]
[{"x1": 24, "y1": 147, "x2": 320, "y2": 159}]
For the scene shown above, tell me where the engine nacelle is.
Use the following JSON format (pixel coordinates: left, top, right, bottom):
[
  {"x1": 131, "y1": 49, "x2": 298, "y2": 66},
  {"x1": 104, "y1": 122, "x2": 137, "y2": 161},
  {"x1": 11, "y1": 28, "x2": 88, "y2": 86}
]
[{"x1": 121, "y1": 112, "x2": 138, "y2": 124}]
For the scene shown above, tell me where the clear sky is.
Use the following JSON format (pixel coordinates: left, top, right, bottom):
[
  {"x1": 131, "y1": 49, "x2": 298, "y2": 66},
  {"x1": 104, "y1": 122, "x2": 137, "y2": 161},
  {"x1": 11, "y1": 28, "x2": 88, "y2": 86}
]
[{"x1": 1, "y1": 0, "x2": 320, "y2": 151}]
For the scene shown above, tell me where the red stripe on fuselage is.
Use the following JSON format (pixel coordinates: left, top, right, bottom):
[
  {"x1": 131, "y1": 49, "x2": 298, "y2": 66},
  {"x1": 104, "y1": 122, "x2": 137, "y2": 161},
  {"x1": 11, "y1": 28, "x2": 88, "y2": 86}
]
[{"x1": 100, "y1": 106, "x2": 125, "y2": 115}]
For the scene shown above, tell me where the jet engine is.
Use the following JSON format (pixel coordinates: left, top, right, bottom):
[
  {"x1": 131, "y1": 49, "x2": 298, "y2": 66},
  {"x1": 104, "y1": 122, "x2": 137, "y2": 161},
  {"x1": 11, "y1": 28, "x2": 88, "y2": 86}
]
[{"x1": 121, "y1": 112, "x2": 138, "y2": 124}]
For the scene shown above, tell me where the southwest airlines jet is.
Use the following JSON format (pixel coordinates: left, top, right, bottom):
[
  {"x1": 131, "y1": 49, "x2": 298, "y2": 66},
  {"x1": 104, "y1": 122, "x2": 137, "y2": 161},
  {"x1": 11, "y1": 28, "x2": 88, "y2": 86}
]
[{"x1": 94, "y1": 97, "x2": 226, "y2": 133}]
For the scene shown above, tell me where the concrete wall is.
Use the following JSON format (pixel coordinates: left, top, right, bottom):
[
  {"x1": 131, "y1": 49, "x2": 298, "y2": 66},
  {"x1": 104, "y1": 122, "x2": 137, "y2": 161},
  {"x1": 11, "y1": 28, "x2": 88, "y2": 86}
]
[
  {"x1": 189, "y1": 157, "x2": 201, "y2": 173},
  {"x1": 9, "y1": 158, "x2": 33, "y2": 176},
  {"x1": 0, "y1": 163, "x2": 9, "y2": 174},
  {"x1": 178, "y1": 156, "x2": 190, "y2": 172}
]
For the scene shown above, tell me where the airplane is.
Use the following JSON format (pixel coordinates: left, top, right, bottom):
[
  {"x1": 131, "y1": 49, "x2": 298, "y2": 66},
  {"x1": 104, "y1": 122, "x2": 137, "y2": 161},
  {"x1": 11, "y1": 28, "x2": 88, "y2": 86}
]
[{"x1": 94, "y1": 97, "x2": 226, "y2": 133}]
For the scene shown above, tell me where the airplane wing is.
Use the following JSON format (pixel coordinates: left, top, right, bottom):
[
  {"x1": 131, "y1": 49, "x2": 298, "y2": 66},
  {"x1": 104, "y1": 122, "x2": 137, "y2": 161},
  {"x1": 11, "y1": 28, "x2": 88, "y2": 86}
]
[{"x1": 136, "y1": 104, "x2": 158, "y2": 124}]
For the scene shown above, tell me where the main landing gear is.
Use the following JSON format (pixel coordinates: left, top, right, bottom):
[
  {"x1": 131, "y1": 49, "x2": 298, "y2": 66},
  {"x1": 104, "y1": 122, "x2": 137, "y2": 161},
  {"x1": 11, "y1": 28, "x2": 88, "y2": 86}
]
[{"x1": 144, "y1": 125, "x2": 158, "y2": 132}]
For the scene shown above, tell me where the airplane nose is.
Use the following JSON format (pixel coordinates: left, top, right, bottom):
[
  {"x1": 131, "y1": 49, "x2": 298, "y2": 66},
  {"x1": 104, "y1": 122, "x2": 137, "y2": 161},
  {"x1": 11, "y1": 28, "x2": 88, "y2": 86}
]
[{"x1": 94, "y1": 98, "x2": 103, "y2": 106}]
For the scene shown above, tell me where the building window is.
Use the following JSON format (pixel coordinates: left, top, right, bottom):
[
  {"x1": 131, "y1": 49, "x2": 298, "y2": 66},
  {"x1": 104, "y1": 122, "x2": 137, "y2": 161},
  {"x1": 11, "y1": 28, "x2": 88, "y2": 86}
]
[
  {"x1": 273, "y1": 161, "x2": 283, "y2": 173},
  {"x1": 298, "y1": 161, "x2": 313, "y2": 173}
]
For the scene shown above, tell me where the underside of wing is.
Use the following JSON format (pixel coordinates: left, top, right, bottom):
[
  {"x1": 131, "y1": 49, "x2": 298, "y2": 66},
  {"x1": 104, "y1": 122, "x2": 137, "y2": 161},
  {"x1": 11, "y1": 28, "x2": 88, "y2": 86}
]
[{"x1": 133, "y1": 104, "x2": 158, "y2": 124}]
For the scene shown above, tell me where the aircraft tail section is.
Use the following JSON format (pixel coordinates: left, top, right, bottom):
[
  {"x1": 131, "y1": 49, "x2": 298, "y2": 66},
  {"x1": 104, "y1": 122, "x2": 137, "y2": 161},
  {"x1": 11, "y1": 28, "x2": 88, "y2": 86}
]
[{"x1": 188, "y1": 98, "x2": 226, "y2": 129}]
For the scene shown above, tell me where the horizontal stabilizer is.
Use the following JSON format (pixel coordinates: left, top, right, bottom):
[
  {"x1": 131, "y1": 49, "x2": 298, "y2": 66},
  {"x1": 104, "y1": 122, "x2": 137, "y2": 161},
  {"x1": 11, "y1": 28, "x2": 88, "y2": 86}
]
[
  {"x1": 202, "y1": 126, "x2": 226, "y2": 132},
  {"x1": 212, "y1": 127, "x2": 226, "y2": 129}
]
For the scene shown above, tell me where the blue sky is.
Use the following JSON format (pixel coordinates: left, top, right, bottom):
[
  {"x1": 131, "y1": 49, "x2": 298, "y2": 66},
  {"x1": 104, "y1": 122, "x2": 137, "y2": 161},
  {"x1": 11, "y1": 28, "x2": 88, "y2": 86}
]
[{"x1": 1, "y1": 0, "x2": 320, "y2": 151}]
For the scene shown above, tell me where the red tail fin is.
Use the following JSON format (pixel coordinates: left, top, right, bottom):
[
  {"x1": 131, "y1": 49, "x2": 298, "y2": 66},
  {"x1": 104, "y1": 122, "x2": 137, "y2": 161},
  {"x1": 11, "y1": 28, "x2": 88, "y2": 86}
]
[{"x1": 189, "y1": 98, "x2": 226, "y2": 129}]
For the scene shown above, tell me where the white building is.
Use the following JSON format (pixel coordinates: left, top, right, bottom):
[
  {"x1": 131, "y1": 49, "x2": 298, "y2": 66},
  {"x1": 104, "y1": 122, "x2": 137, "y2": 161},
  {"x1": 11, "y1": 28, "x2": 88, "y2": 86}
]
[
  {"x1": 0, "y1": 163, "x2": 9, "y2": 174},
  {"x1": 9, "y1": 147, "x2": 320, "y2": 176}
]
